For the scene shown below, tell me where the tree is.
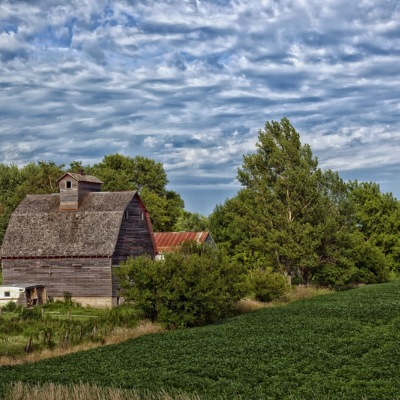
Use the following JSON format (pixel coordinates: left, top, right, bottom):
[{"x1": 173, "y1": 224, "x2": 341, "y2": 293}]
[
  {"x1": 348, "y1": 181, "x2": 400, "y2": 276},
  {"x1": 210, "y1": 118, "x2": 391, "y2": 286},
  {"x1": 88, "y1": 154, "x2": 184, "y2": 231},
  {"x1": 0, "y1": 163, "x2": 25, "y2": 243},
  {"x1": 235, "y1": 118, "x2": 327, "y2": 282},
  {"x1": 0, "y1": 154, "x2": 187, "y2": 244},
  {"x1": 17, "y1": 161, "x2": 65, "y2": 196},
  {"x1": 114, "y1": 242, "x2": 245, "y2": 328},
  {"x1": 173, "y1": 210, "x2": 209, "y2": 231},
  {"x1": 0, "y1": 161, "x2": 65, "y2": 243},
  {"x1": 89, "y1": 154, "x2": 168, "y2": 194}
]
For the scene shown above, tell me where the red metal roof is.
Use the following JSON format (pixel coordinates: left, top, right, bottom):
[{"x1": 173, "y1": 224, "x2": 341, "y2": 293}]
[{"x1": 154, "y1": 232, "x2": 210, "y2": 254}]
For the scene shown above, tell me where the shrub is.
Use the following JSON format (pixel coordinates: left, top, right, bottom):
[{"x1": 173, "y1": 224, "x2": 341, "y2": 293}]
[
  {"x1": 247, "y1": 268, "x2": 289, "y2": 302},
  {"x1": 20, "y1": 307, "x2": 42, "y2": 320},
  {"x1": 1, "y1": 301, "x2": 20, "y2": 313},
  {"x1": 114, "y1": 242, "x2": 246, "y2": 328}
]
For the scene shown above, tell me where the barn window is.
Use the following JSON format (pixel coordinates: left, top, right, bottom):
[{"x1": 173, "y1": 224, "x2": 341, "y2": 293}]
[
  {"x1": 124, "y1": 210, "x2": 129, "y2": 219},
  {"x1": 139, "y1": 211, "x2": 144, "y2": 220},
  {"x1": 65, "y1": 180, "x2": 72, "y2": 189},
  {"x1": 4, "y1": 291, "x2": 10, "y2": 297}
]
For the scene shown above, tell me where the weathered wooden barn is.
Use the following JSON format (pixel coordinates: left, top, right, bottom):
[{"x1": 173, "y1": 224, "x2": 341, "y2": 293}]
[{"x1": 0, "y1": 172, "x2": 156, "y2": 307}]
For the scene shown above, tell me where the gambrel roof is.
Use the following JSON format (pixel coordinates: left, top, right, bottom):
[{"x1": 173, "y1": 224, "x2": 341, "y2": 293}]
[{"x1": 0, "y1": 191, "x2": 141, "y2": 258}]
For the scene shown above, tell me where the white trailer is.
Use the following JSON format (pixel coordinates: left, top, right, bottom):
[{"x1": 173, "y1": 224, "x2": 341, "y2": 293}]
[{"x1": 0, "y1": 284, "x2": 47, "y2": 307}]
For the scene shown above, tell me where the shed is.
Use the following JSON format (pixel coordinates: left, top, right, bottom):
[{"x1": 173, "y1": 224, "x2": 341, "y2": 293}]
[
  {"x1": 0, "y1": 283, "x2": 47, "y2": 307},
  {"x1": 154, "y1": 231, "x2": 216, "y2": 258},
  {"x1": 0, "y1": 172, "x2": 156, "y2": 308}
]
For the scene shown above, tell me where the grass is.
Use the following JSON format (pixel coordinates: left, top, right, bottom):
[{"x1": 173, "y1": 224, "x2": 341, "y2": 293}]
[
  {"x1": 234, "y1": 285, "x2": 333, "y2": 314},
  {"x1": 4, "y1": 382, "x2": 200, "y2": 400},
  {"x1": 0, "y1": 302, "x2": 144, "y2": 358},
  {"x1": 0, "y1": 321, "x2": 163, "y2": 366},
  {"x1": 2, "y1": 281, "x2": 400, "y2": 399}
]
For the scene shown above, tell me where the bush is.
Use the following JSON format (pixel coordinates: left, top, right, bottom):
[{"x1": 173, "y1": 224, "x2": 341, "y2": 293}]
[
  {"x1": 114, "y1": 242, "x2": 246, "y2": 328},
  {"x1": 1, "y1": 301, "x2": 21, "y2": 313},
  {"x1": 247, "y1": 268, "x2": 289, "y2": 302},
  {"x1": 20, "y1": 307, "x2": 42, "y2": 320}
]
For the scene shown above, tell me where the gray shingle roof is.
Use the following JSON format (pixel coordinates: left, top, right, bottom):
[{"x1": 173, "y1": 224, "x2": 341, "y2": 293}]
[{"x1": 0, "y1": 191, "x2": 137, "y2": 258}]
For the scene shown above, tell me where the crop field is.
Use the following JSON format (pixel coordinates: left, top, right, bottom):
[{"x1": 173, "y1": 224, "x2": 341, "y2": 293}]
[{"x1": 2, "y1": 282, "x2": 400, "y2": 399}]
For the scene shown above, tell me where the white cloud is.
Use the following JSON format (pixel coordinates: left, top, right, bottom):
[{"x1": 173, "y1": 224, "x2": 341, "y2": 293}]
[{"x1": 1, "y1": 0, "x2": 400, "y2": 213}]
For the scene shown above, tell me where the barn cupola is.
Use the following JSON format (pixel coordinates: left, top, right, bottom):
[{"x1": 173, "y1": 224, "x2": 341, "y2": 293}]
[{"x1": 57, "y1": 172, "x2": 103, "y2": 210}]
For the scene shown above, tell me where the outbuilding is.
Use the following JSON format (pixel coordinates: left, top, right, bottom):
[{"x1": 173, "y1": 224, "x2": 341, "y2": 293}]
[
  {"x1": 153, "y1": 231, "x2": 216, "y2": 259},
  {"x1": 0, "y1": 283, "x2": 47, "y2": 307}
]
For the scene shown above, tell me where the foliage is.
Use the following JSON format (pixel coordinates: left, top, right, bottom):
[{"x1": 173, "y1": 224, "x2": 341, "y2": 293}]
[
  {"x1": 246, "y1": 267, "x2": 289, "y2": 302},
  {"x1": 0, "y1": 161, "x2": 64, "y2": 243},
  {"x1": 209, "y1": 118, "x2": 396, "y2": 285},
  {"x1": 88, "y1": 154, "x2": 184, "y2": 231},
  {"x1": 3, "y1": 282, "x2": 400, "y2": 399},
  {"x1": 0, "y1": 302, "x2": 139, "y2": 357},
  {"x1": 1, "y1": 301, "x2": 21, "y2": 313},
  {"x1": 235, "y1": 118, "x2": 326, "y2": 280},
  {"x1": 115, "y1": 243, "x2": 245, "y2": 328},
  {"x1": 173, "y1": 210, "x2": 209, "y2": 232},
  {"x1": 348, "y1": 181, "x2": 400, "y2": 275},
  {"x1": 0, "y1": 154, "x2": 186, "y2": 242}
]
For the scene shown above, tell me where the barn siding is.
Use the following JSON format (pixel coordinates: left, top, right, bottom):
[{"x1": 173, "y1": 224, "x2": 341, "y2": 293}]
[
  {"x1": 112, "y1": 196, "x2": 155, "y2": 266},
  {"x1": 111, "y1": 196, "x2": 155, "y2": 298},
  {"x1": 2, "y1": 257, "x2": 112, "y2": 298}
]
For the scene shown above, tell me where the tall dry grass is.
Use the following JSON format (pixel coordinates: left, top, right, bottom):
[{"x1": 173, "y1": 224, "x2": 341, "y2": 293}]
[
  {"x1": 234, "y1": 298, "x2": 270, "y2": 314},
  {"x1": 235, "y1": 285, "x2": 332, "y2": 315},
  {"x1": 0, "y1": 320, "x2": 163, "y2": 367},
  {"x1": 281, "y1": 285, "x2": 332, "y2": 302},
  {"x1": 4, "y1": 382, "x2": 201, "y2": 400}
]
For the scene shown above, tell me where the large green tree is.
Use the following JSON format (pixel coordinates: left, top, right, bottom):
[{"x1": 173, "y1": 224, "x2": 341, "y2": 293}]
[
  {"x1": 235, "y1": 118, "x2": 327, "y2": 282},
  {"x1": 210, "y1": 118, "x2": 392, "y2": 285}
]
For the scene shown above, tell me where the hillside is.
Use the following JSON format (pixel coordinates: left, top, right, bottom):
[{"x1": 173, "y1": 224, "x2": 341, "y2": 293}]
[{"x1": 2, "y1": 282, "x2": 400, "y2": 399}]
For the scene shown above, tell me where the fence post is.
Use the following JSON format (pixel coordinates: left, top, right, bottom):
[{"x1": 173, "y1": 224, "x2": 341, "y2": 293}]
[{"x1": 25, "y1": 334, "x2": 33, "y2": 353}]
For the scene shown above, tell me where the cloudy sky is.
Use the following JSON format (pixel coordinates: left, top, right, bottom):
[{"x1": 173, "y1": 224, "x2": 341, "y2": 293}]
[{"x1": 1, "y1": 1, "x2": 400, "y2": 215}]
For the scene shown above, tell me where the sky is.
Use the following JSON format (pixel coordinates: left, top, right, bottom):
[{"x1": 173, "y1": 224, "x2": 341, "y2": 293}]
[{"x1": 1, "y1": 0, "x2": 400, "y2": 215}]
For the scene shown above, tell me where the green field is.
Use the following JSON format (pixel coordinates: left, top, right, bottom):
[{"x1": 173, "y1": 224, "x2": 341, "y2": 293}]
[{"x1": 2, "y1": 282, "x2": 400, "y2": 399}]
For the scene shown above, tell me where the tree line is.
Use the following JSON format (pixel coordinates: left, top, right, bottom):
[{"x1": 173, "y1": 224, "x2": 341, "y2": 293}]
[
  {"x1": 208, "y1": 118, "x2": 400, "y2": 286},
  {"x1": 0, "y1": 154, "x2": 191, "y2": 242},
  {"x1": 1, "y1": 118, "x2": 399, "y2": 288}
]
